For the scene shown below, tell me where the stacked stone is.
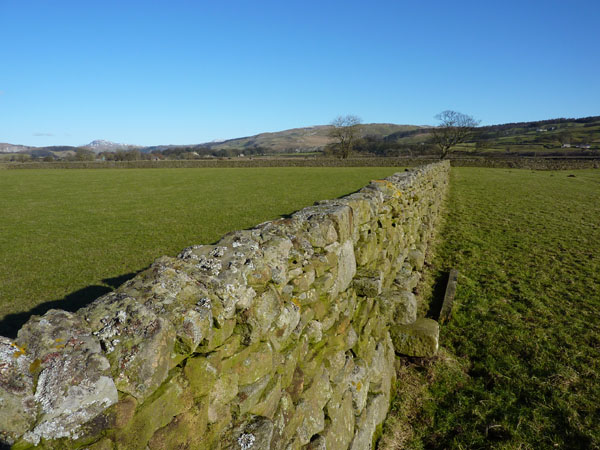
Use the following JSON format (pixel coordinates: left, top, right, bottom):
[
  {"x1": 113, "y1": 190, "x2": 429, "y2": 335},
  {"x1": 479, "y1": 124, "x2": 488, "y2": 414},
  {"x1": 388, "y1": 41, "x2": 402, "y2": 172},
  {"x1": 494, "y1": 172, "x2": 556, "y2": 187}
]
[{"x1": 0, "y1": 161, "x2": 450, "y2": 449}]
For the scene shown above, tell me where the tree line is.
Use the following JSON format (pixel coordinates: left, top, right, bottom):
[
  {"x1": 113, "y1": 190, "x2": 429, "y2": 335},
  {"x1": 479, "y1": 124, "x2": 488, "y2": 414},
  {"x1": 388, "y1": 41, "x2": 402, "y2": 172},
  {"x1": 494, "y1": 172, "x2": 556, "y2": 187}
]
[{"x1": 327, "y1": 111, "x2": 479, "y2": 159}]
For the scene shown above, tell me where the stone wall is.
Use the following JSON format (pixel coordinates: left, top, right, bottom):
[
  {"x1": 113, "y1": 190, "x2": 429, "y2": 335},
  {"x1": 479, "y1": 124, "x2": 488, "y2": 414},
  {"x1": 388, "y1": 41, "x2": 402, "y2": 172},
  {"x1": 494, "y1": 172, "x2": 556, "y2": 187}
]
[
  {"x1": 3, "y1": 156, "x2": 598, "y2": 171},
  {"x1": 0, "y1": 161, "x2": 450, "y2": 450}
]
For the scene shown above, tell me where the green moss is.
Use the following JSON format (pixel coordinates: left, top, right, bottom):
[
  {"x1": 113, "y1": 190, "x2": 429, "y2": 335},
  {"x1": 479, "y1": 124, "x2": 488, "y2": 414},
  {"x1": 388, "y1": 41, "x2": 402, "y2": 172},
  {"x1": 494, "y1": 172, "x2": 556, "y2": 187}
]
[
  {"x1": 112, "y1": 369, "x2": 193, "y2": 449},
  {"x1": 372, "y1": 422, "x2": 384, "y2": 449},
  {"x1": 183, "y1": 356, "x2": 219, "y2": 398},
  {"x1": 147, "y1": 402, "x2": 208, "y2": 450}
]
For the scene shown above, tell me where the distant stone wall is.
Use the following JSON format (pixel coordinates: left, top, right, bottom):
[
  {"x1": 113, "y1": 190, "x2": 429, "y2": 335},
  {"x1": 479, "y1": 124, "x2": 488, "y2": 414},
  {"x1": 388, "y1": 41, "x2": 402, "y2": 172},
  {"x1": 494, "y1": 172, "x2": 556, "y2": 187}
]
[
  {"x1": 2, "y1": 156, "x2": 598, "y2": 170},
  {"x1": 0, "y1": 161, "x2": 450, "y2": 449}
]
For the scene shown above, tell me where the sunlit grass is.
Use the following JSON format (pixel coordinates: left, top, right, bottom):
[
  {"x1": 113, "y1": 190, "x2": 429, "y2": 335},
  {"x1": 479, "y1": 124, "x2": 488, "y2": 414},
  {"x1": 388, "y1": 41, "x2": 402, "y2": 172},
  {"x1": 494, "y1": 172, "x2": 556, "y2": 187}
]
[
  {"x1": 0, "y1": 167, "x2": 400, "y2": 331},
  {"x1": 380, "y1": 168, "x2": 600, "y2": 449}
]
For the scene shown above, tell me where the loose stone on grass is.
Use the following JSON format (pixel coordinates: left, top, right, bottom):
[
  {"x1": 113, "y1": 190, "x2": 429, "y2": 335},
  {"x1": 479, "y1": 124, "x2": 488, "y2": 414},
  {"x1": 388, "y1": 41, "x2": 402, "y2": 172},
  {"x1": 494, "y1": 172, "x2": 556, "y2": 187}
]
[{"x1": 390, "y1": 318, "x2": 440, "y2": 357}]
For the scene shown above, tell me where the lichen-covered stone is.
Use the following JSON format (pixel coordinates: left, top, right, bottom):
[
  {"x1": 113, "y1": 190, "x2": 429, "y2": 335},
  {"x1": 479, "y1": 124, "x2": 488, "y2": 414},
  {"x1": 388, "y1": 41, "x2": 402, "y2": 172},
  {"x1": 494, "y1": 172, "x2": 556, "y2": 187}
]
[
  {"x1": 203, "y1": 318, "x2": 236, "y2": 352},
  {"x1": 238, "y1": 374, "x2": 271, "y2": 415},
  {"x1": 147, "y1": 403, "x2": 208, "y2": 450},
  {"x1": 184, "y1": 355, "x2": 219, "y2": 397},
  {"x1": 304, "y1": 320, "x2": 323, "y2": 344},
  {"x1": 408, "y1": 248, "x2": 425, "y2": 270},
  {"x1": 14, "y1": 310, "x2": 118, "y2": 446},
  {"x1": 246, "y1": 289, "x2": 281, "y2": 342},
  {"x1": 327, "y1": 240, "x2": 357, "y2": 297},
  {"x1": 0, "y1": 337, "x2": 36, "y2": 445},
  {"x1": 262, "y1": 236, "x2": 293, "y2": 285},
  {"x1": 394, "y1": 269, "x2": 420, "y2": 291},
  {"x1": 270, "y1": 392, "x2": 295, "y2": 449},
  {"x1": 378, "y1": 289, "x2": 417, "y2": 325},
  {"x1": 391, "y1": 318, "x2": 440, "y2": 357},
  {"x1": 293, "y1": 399, "x2": 325, "y2": 445},
  {"x1": 350, "y1": 393, "x2": 389, "y2": 450},
  {"x1": 306, "y1": 435, "x2": 327, "y2": 450},
  {"x1": 276, "y1": 340, "x2": 307, "y2": 390},
  {"x1": 84, "y1": 437, "x2": 114, "y2": 450},
  {"x1": 221, "y1": 341, "x2": 273, "y2": 386},
  {"x1": 114, "y1": 369, "x2": 193, "y2": 449},
  {"x1": 176, "y1": 304, "x2": 213, "y2": 355},
  {"x1": 395, "y1": 290, "x2": 418, "y2": 325},
  {"x1": 224, "y1": 415, "x2": 274, "y2": 450},
  {"x1": 352, "y1": 271, "x2": 383, "y2": 297},
  {"x1": 270, "y1": 301, "x2": 301, "y2": 350},
  {"x1": 347, "y1": 358, "x2": 369, "y2": 414},
  {"x1": 81, "y1": 295, "x2": 175, "y2": 401},
  {"x1": 324, "y1": 390, "x2": 355, "y2": 449},
  {"x1": 249, "y1": 375, "x2": 282, "y2": 419}
]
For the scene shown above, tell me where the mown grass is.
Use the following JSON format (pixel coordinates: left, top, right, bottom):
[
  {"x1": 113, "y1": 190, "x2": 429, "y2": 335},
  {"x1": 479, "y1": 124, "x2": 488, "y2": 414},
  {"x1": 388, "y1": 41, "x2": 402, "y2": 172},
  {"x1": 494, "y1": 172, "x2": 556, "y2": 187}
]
[
  {"x1": 380, "y1": 168, "x2": 600, "y2": 449},
  {"x1": 0, "y1": 167, "x2": 400, "y2": 335}
]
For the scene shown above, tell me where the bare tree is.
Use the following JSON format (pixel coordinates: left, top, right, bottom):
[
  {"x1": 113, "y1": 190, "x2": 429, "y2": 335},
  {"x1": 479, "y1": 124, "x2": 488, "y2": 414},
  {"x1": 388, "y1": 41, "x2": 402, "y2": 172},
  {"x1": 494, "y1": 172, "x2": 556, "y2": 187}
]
[
  {"x1": 327, "y1": 115, "x2": 362, "y2": 159},
  {"x1": 431, "y1": 110, "x2": 480, "y2": 159}
]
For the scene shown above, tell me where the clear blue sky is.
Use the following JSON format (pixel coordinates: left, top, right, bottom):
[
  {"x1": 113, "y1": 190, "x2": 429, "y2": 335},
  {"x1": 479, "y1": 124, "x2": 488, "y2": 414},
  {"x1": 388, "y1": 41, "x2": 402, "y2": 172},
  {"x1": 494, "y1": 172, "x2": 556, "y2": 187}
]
[{"x1": 1, "y1": 0, "x2": 599, "y2": 147}]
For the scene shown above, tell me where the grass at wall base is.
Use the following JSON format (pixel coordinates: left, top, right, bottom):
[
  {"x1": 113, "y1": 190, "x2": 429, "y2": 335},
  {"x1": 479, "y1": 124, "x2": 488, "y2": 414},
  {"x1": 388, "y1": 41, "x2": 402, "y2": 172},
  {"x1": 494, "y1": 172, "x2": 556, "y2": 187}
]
[{"x1": 379, "y1": 168, "x2": 600, "y2": 449}]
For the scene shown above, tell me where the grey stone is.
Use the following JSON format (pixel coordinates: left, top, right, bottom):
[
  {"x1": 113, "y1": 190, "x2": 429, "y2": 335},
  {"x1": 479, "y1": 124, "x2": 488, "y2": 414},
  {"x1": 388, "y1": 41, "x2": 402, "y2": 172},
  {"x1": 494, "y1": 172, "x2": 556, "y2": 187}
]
[
  {"x1": 81, "y1": 295, "x2": 175, "y2": 401},
  {"x1": 228, "y1": 416, "x2": 274, "y2": 450},
  {"x1": 378, "y1": 290, "x2": 417, "y2": 325},
  {"x1": 391, "y1": 318, "x2": 440, "y2": 357},
  {"x1": 353, "y1": 273, "x2": 383, "y2": 297},
  {"x1": 306, "y1": 435, "x2": 327, "y2": 450},
  {"x1": 0, "y1": 337, "x2": 36, "y2": 445},
  {"x1": 324, "y1": 390, "x2": 355, "y2": 449},
  {"x1": 348, "y1": 359, "x2": 369, "y2": 414},
  {"x1": 237, "y1": 375, "x2": 271, "y2": 415},
  {"x1": 327, "y1": 240, "x2": 357, "y2": 296},
  {"x1": 387, "y1": 290, "x2": 418, "y2": 325},
  {"x1": 408, "y1": 248, "x2": 425, "y2": 270},
  {"x1": 295, "y1": 400, "x2": 325, "y2": 445},
  {"x1": 247, "y1": 289, "x2": 281, "y2": 342},
  {"x1": 350, "y1": 394, "x2": 390, "y2": 450},
  {"x1": 304, "y1": 320, "x2": 323, "y2": 344},
  {"x1": 15, "y1": 310, "x2": 118, "y2": 445}
]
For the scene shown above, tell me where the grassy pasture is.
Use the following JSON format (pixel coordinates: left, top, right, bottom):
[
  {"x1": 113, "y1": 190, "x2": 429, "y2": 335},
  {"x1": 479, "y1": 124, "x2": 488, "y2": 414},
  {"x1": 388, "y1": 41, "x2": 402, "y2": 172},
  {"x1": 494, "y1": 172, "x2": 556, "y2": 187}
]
[
  {"x1": 380, "y1": 168, "x2": 600, "y2": 449},
  {"x1": 0, "y1": 167, "x2": 400, "y2": 336},
  {"x1": 2, "y1": 165, "x2": 599, "y2": 448}
]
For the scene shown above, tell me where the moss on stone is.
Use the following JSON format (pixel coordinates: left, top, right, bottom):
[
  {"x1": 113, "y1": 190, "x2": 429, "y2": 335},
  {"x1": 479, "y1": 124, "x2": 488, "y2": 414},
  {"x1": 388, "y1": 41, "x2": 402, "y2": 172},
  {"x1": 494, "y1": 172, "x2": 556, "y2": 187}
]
[{"x1": 112, "y1": 369, "x2": 193, "y2": 449}]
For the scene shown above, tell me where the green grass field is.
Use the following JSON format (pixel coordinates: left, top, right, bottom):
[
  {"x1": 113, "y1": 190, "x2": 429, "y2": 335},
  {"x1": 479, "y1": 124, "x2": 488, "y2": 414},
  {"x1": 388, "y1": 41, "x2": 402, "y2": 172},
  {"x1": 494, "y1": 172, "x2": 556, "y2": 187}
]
[
  {"x1": 380, "y1": 168, "x2": 600, "y2": 449},
  {"x1": 0, "y1": 167, "x2": 400, "y2": 336},
  {"x1": 2, "y1": 166, "x2": 599, "y2": 448}
]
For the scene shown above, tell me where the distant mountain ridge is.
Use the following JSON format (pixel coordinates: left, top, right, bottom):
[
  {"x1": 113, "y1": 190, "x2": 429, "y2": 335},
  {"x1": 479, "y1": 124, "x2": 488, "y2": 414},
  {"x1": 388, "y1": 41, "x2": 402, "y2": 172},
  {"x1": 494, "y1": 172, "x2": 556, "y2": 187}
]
[
  {"x1": 83, "y1": 140, "x2": 140, "y2": 153},
  {"x1": 2, "y1": 116, "x2": 598, "y2": 157},
  {"x1": 0, "y1": 143, "x2": 30, "y2": 153},
  {"x1": 200, "y1": 123, "x2": 423, "y2": 152}
]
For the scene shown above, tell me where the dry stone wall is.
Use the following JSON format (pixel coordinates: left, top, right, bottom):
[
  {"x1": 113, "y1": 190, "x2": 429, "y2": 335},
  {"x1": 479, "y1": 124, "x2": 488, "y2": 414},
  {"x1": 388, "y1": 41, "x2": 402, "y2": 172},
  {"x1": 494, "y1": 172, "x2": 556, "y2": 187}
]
[{"x1": 0, "y1": 161, "x2": 450, "y2": 450}]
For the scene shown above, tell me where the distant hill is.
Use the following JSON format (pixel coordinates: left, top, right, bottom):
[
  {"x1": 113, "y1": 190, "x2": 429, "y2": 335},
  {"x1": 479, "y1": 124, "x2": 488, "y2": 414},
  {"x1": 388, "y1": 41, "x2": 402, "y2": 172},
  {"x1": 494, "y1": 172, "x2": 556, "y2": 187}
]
[
  {"x1": 1, "y1": 116, "x2": 598, "y2": 159},
  {"x1": 463, "y1": 115, "x2": 600, "y2": 155},
  {"x1": 83, "y1": 140, "x2": 140, "y2": 153},
  {"x1": 0, "y1": 143, "x2": 30, "y2": 153},
  {"x1": 201, "y1": 123, "x2": 423, "y2": 153}
]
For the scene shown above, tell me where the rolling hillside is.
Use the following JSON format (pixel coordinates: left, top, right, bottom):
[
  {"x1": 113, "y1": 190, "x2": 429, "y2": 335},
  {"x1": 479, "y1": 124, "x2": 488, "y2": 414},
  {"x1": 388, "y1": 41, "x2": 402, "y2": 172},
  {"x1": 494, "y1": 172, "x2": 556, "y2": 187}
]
[
  {"x1": 203, "y1": 123, "x2": 423, "y2": 152},
  {"x1": 2, "y1": 116, "x2": 598, "y2": 160}
]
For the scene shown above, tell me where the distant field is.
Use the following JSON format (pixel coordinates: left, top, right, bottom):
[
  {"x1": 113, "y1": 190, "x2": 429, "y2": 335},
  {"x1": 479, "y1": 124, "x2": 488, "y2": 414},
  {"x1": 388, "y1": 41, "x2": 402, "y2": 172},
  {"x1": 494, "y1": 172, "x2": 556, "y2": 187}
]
[
  {"x1": 0, "y1": 167, "x2": 400, "y2": 336},
  {"x1": 380, "y1": 168, "x2": 600, "y2": 449}
]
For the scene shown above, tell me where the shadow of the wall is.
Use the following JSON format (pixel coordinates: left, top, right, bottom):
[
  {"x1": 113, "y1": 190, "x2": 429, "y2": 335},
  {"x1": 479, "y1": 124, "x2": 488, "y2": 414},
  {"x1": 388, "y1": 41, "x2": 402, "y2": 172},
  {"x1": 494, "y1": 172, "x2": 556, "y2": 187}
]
[
  {"x1": 0, "y1": 272, "x2": 139, "y2": 339},
  {"x1": 426, "y1": 270, "x2": 449, "y2": 320},
  {"x1": 0, "y1": 177, "x2": 410, "y2": 340}
]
